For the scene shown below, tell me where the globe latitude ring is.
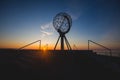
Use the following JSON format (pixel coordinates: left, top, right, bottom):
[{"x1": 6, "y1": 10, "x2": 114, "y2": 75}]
[{"x1": 53, "y1": 12, "x2": 72, "y2": 34}]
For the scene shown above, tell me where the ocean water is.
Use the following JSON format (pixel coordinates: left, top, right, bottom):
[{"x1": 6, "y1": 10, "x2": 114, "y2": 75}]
[{"x1": 93, "y1": 49, "x2": 120, "y2": 57}]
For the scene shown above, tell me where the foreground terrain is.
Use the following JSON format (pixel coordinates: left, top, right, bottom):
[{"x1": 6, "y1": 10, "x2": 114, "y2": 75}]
[{"x1": 0, "y1": 49, "x2": 120, "y2": 80}]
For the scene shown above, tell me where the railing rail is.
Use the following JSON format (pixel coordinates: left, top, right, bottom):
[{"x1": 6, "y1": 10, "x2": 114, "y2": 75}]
[
  {"x1": 18, "y1": 40, "x2": 41, "y2": 50},
  {"x1": 88, "y1": 40, "x2": 112, "y2": 56}
]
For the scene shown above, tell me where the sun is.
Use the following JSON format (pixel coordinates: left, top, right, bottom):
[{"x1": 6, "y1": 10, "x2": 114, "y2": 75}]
[{"x1": 43, "y1": 47, "x2": 46, "y2": 51}]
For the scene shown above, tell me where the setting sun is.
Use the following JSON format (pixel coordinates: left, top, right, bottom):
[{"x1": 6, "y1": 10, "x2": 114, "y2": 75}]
[{"x1": 43, "y1": 47, "x2": 46, "y2": 51}]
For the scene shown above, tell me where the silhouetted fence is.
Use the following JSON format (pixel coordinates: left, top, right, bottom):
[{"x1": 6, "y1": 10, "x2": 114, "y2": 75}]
[
  {"x1": 18, "y1": 40, "x2": 41, "y2": 50},
  {"x1": 88, "y1": 40, "x2": 112, "y2": 56}
]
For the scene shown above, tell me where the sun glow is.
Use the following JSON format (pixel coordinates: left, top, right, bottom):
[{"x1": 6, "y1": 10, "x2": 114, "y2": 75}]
[{"x1": 43, "y1": 47, "x2": 46, "y2": 51}]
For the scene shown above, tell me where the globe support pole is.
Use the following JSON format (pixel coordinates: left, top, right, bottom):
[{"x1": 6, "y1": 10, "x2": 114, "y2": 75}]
[{"x1": 61, "y1": 34, "x2": 64, "y2": 50}]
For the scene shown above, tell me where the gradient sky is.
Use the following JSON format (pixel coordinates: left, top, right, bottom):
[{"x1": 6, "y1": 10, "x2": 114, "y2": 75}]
[{"x1": 0, "y1": 0, "x2": 120, "y2": 50}]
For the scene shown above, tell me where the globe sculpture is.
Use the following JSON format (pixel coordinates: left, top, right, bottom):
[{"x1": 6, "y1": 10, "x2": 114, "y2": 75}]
[{"x1": 53, "y1": 12, "x2": 72, "y2": 50}]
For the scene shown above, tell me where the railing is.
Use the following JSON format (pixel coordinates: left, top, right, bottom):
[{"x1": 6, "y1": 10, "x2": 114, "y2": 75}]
[
  {"x1": 18, "y1": 40, "x2": 41, "y2": 50},
  {"x1": 88, "y1": 40, "x2": 112, "y2": 56}
]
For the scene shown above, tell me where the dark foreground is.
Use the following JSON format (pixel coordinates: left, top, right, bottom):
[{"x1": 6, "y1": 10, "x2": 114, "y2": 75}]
[{"x1": 0, "y1": 49, "x2": 120, "y2": 80}]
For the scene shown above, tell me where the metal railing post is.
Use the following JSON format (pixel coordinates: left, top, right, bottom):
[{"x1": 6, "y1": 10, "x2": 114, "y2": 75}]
[{"x1": 88, "y1": 40, "x2": 89, "y2": 50}]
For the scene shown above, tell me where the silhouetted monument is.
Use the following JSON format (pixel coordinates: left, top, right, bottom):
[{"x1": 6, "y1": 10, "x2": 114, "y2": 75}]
[{"x1": 53, "y1": 12, "x2": 72, "y2": 50}]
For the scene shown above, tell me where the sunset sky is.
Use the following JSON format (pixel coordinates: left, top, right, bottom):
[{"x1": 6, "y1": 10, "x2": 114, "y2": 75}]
[{"x1": 0, "y1": 0, "x2": 120, "y2": 50}]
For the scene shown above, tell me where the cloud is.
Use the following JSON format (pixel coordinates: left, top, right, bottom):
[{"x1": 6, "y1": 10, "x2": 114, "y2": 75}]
[
  {"x1": 69, "y1": 12, "x2": 81, "y2": 20},
  {"x1": 41, "y1": 22, "x2": 52, "y2": 30},
  {"x1": 40, "y1": 22, "x2": 55, "y2": 38},
  {"x1": 41, "y1": 31, "x2": 53, "y2": 35}
]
